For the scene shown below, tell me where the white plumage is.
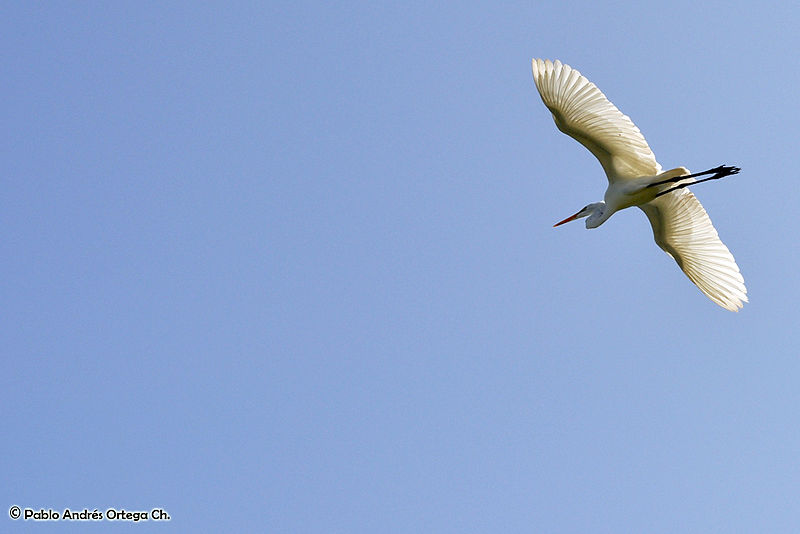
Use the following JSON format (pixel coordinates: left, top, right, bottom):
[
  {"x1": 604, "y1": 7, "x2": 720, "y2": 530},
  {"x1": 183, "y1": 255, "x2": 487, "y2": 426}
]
[{"x1": 531, "y1": 59, "x2": 747, "y2": 311}]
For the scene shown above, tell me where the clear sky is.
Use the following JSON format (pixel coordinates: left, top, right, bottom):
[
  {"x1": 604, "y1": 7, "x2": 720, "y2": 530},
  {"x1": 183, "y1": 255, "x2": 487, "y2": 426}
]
[{"x1": 3, "y1": 1, "x2": 800, "y2": 532}]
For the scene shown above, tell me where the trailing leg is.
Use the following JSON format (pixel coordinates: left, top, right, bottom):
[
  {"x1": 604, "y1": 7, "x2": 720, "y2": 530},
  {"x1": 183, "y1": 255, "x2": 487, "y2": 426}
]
[
  {"x1": 648, "y1": 165, "x2": 740, "y2": 188},
  {"x1": 654, "y1": 165, "x2": 741, "y2": 198}
]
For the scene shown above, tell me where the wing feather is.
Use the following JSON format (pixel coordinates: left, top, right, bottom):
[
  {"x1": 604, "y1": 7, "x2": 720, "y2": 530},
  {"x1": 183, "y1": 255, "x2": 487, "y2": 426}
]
[
  {"x1": 639, "y1": 189, "x2": 747, "y2": 311},
  {"x1": 531, "y1": 59, "x2": 661, "y2": 181}
]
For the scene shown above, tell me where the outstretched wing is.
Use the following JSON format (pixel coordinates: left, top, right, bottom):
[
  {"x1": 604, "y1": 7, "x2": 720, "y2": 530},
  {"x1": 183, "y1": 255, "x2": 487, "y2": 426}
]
[
  {"x1": 639, "y1": 189, "x2": 747, "y2": 311},
  {"x1": 531, "y1": 59, "x2": 661, "y2": 181}
]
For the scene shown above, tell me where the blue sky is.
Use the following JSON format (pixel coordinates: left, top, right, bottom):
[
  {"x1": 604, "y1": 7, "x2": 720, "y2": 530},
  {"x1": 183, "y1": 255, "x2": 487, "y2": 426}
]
[{"x1": 3, "y1": 1, "x2": 800, "y2": 532}]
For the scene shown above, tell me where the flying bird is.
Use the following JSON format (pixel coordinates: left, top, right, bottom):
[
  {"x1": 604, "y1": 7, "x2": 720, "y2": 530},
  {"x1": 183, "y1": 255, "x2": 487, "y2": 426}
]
[{"x1": 531, "y1": 59, "x2": 747, "y2": 311}]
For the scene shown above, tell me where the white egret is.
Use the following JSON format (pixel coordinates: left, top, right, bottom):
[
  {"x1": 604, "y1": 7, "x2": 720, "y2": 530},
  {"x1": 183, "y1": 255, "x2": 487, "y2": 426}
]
[{"x1": 531, "y1": 59, "x2": 747, "y2": 311}]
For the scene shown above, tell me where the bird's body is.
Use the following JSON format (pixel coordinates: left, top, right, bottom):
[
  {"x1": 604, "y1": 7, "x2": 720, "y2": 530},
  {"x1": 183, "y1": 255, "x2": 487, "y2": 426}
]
[{"x1": 531, "y1": 59, "x2": 747, "y2": 311}]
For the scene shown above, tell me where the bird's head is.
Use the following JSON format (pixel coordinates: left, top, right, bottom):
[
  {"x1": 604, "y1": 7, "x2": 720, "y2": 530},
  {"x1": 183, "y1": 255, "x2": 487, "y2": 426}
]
[{"x1": 553, "y1": 202, "x2": 606, "y2": 229}]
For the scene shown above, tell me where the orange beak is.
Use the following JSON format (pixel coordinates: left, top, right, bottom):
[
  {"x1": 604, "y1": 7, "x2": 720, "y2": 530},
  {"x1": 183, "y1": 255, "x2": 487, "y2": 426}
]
[{"x1": 553, "y1": 212, "x2": 580, "y2": 227}]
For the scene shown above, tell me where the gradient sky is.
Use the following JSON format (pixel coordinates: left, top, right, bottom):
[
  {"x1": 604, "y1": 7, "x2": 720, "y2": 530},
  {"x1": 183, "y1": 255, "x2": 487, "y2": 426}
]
[{"x1": 3, "y1": 2, "x2": 800, "y2": 532}]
